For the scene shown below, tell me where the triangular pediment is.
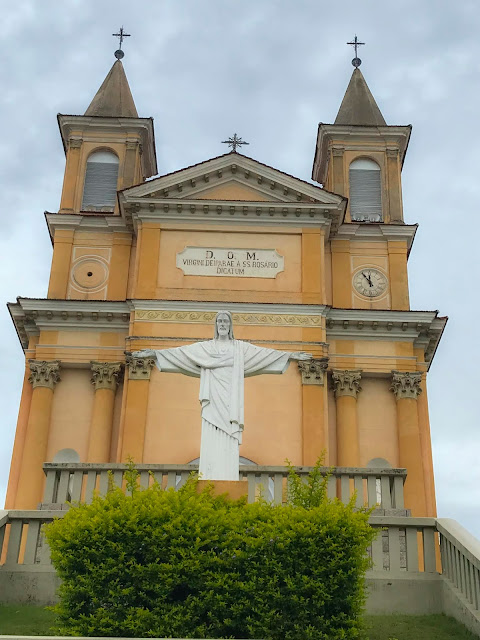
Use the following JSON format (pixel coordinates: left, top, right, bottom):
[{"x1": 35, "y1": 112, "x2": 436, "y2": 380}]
[{"x1": 120, "y1": 152, "x2": 344, "y2": 205}]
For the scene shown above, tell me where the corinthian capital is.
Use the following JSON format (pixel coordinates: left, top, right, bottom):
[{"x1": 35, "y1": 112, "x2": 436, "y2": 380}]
[
  {"x1": 391, "y1": 371, "x2": 422, "y2": 400},
  {"x1": 298, "y1": 358, "x2": 329, "y2": 385},
  {"x1": 91, "y1": 362, "x2": 123, "y2": 391},
  {"x1": 126, "y1": 354, "x2": 156, "y2": 380},
  {"x1": 28, "y1": 360, "x2": 61, "y2": 390},
  {"x1": 332, "y1": 369, "x2": 362, "y2": 399}
]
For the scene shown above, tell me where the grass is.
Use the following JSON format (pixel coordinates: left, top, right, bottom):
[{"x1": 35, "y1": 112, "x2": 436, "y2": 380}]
[
  {"x1": 0, "y1": 605, "x2": 55, "y2": 635},
  {"x1": 0, "y1": 606, "x2": 478, "y2": 638},
  {"x1": 364, "y1": 614, "x2": 479, "y2": 639}
]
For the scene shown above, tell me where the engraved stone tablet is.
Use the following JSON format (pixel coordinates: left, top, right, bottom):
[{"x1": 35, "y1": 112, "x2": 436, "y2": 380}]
[{"x1": 176, "y1": 247, "x2": 284, "y2": 278}]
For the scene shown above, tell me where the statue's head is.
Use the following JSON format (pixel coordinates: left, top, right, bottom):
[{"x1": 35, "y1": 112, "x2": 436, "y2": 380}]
[{"x1": 214, "y1": 311, "x2": 234, "y2": 340}]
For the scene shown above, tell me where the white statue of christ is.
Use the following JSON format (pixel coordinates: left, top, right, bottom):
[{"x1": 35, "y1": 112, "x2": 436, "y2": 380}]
[{"x1": 132, "y1": 311, "x2": 311, "y2": 481}]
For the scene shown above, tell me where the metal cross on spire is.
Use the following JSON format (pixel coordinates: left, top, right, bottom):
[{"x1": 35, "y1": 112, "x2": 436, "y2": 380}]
[
  {"x1": 222, "y1": 133, "x2": 249, "y2": 153},
  {"x1": 113, "y1": 26, "x2": 131, "y2": 60},
  {"x1": 347, "y1": 35, "x2": 365, "y2": 68}
]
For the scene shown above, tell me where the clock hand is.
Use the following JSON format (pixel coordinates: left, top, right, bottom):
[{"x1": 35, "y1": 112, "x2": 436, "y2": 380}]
[{"x1": 362, "y1": 272, "x2": 373, "y2": 287}]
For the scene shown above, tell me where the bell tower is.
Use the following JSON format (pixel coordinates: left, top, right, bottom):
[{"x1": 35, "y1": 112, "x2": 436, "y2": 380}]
[
  {"x1": 313, "y1": 56, "x2": 414, "y2": 312},
  {"x1": 47, "y1": 50, "x2": 157, "y2": 301}
]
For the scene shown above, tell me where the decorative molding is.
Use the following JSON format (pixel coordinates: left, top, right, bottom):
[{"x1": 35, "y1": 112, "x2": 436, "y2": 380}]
[
  {"x1": 390, "y1": 371, "x2": 422, "y2": 400},
  {"x1": 57, "y1": 115, "x2": 157, "y2": 179},
  {"x1": 67, "y1": 137, "x2": 82, "y2": 149},
  {"x1": 298, "y1": 358, "x2": 329, "y2": 385},
  {"x1": 134, "y1": 309, "x2": 323, "y2": 328},
  {"x1": 336, "y1": 223, "x2": 417, "y2": 253},
  {"x1": 332, "y1": 369, "x2": 362, "y2": 398},
  {"x1": 91, "y1": 361, "x2": 123, "y2": 391},
  {"x1": 28, "y1": 360, "x2": 61, "y2": 390},
  {"x1": 126, "y1": 355, "x2": 156, "y2": 380},
  {"x1": 122, "y1": 198, "x2": 342, "y2": 235},
  {"x1": 386, "y1": 148, "x2": 399, "y2": 158},
  {"x1": 119, "y1": 153, "x2": 342, "y2": 205}
]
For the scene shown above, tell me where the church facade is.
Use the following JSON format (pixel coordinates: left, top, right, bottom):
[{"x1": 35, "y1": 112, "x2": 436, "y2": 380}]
[{"x1": 5, "y1": 55, "x2": 446, "y2": 517}]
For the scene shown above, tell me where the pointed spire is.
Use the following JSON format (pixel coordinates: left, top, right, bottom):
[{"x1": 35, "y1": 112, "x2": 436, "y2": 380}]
[
  {"x1": 84, "y1": 60, "x2": 138, "y2": 118},
  {"x1": 334, "y1": 68, "x2": 386, "y2": 127}
]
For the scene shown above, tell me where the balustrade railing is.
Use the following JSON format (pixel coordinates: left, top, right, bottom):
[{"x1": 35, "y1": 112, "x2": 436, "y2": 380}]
[
  {"x1": 0, "y1": 510, "x2": 55, "y2": 568},
  {"x1": 42, "y1": 462, "x2": 407, "y2": 511},
  {"x1": 0, "y1": 509, "x2": 437, "y2": 575},
  {"x1": 438, "y1": 518, "x2": 480, "y2": 612},
  {"x1": 368, "y1": 516, "x2": 438, "y2": 573}
]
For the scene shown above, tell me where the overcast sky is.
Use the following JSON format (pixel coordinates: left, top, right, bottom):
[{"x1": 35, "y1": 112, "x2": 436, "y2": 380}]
[{"x1": 1, "y1": 0, "x2": 479, "y2": 535}]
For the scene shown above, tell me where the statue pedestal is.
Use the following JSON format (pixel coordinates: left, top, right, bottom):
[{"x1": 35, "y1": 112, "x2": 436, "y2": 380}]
[{"x1": 197, "y1": 479, "x2": 248, "y2": 501}]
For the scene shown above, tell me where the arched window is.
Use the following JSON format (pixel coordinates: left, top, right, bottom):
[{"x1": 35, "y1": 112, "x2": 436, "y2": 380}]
[
  {"x1": 349, "y1": 158, "x2": 382, "y2": 222},
  {"x1": 81, "y1": 150, "x2": 119, "y2": 211}
]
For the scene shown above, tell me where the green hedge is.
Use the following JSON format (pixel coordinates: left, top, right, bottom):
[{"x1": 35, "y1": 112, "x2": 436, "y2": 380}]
[{"x1": 45, "y1": 471, "x2": 376, "y2": 639}]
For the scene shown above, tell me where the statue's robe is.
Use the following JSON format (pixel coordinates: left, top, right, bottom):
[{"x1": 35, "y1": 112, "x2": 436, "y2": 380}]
[{"x1": 153, "y1": 340, "x2": 291, "y2": 480}]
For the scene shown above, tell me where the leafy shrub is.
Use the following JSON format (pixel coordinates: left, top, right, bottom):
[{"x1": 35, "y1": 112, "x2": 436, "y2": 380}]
[{"x1": 45, "y1": 469, "x2": 376, "y2": 639}]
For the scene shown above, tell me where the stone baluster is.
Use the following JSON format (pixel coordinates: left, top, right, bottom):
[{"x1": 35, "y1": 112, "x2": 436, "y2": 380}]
[
  {"x1": 15, "y1": 360, "x2": 61, "y2": 508},
  {"x1": 87, "y1": 362, "x2": 123, "y2": 463},
  {"x1": 332, "y1": 369, "x2": 362, "y2": 467},
  {"x1": 391, "y1": 370, "x2": 427, "y2": 516}
]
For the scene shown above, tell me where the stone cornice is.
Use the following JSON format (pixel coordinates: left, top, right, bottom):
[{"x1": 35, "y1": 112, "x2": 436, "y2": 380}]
[
  {"x1": 8, "y1": 299, "x2": 130, "y2": 349},
  {"x1": 120, "y1": 197, "x2": 343, "y2": 236},
  {"x1": 45, "y1": 212, "x2": 128, "y2": 240},
  {"x1": 91, "y1": 361, "x2": 123, "y2": 391},
  {"x1": 326, "y1": 308, "x2": 446, "y2": 365},
  {"x1": 28, "y1": 360, "x2": 61, "y2": 390},
  {"x1": 120, "y1": 153, "x2": 343, "y2": 204},
  {"x1": 336, "y1": 223, "x2": 418, "y2": 255},
  {"x1": 313, "y1": 123, "x2": 411, "y2": 184},
  {"x1": 8, "y1": 298, "x2": 446, "y2": 369},
  {"x1": 57, "y1": 114, "x2": 157, "y2": 178}
]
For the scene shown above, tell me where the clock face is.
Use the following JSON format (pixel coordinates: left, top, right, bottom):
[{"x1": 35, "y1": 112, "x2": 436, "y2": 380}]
[{"x1": 353, "y1": 268, "x2": 388, "y2": 298}]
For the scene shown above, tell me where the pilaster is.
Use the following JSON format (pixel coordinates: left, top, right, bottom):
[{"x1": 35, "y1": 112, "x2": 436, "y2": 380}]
[
  {"x1": 332, "y1": 369, "x2": 362, "y2": 467},
  {"x1": 391, "y1": 370, "x2": 427, "y2": 516},
  {"x1": 120, "y1": 355, "x2": 156, "y2": 462},
  {"x1": 88, "y1": 362, "x2": 123, "y2": 463},
  {"x1": 15, "y1": 360, "x2": 61, "y2": 508},
  {"x1": 299, "y1": 358, "x2": 329, "y2": 465}
]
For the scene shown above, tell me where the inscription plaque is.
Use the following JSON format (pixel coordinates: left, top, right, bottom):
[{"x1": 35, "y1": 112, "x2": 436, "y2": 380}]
[{"x1": 176, "y1": 247, "x2": 284, "y2": 278}]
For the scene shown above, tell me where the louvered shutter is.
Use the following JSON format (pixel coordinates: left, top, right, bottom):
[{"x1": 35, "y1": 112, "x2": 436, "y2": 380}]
[
  {"x1": 349, "y1": 159, "x2": 382, "y2": 222},
  {"x1": 82, "y1": 151, "x2": 119, "y2": 211}
]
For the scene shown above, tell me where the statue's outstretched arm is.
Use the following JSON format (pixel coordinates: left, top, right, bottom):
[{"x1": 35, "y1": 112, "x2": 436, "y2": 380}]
[
  {"x1": 289, "y1": 351, "x2": 313, "y2": 361},
  {"x1": 128, "y1": 349, "x2": 156, "y2": 358}
]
